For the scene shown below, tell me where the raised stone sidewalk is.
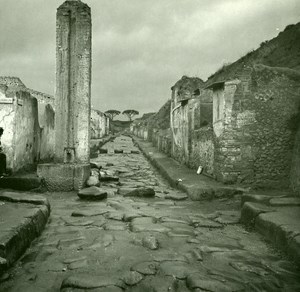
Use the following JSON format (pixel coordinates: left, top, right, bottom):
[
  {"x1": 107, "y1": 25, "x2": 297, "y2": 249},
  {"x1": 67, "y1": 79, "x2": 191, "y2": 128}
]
[
  {"x1": 241, "y1": 191, "x2": 300, "y2": 264},
  {"x1": 132, "y1": 136, "x2": 245, "y2": 201},
  {"x1": 0, "y1": 191, "x2": 51, "y2": 276}
]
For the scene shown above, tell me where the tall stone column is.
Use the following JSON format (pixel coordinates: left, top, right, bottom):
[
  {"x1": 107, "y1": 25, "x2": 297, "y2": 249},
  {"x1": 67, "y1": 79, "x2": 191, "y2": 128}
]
[{"x1": 37, "y1": 0, "x2": 92, "y2": 191}]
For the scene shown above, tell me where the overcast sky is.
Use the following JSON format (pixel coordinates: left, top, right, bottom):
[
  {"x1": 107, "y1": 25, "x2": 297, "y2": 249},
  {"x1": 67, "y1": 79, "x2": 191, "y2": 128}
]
[{"x1": 0, "y1": 0, "x2": 299, "y2": 115}]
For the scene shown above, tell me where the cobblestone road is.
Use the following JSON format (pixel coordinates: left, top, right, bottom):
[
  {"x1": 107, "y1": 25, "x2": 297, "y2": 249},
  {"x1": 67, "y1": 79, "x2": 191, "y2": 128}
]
[{"x1": 1, "y1": 135, "x2": 300, "y2": 291}]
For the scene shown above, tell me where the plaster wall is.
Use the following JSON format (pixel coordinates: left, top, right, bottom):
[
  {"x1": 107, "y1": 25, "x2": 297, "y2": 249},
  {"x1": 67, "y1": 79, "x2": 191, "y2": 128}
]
[
  {"x1": 13, "y1": 91, "x2": 40, "y2": 172},
  {"x1": 38, "y1": 103, "x2": 55, "y2": 162},
  {"x1": 0, "y1": 96, "x2": 15, "y2": 171}
]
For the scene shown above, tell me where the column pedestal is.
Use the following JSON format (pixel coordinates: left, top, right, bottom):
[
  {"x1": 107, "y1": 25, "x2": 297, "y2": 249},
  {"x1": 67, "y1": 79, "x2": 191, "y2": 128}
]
[{"x1": 37, "y1": 163, "x2": 90, "y2": 192}]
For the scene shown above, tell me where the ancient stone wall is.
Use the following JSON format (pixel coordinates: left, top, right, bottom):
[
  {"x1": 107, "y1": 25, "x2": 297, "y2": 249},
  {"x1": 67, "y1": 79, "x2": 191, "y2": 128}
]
[
  {"x1": 171, "y1": 77, "x2": 204, "y2": 165},
  {"x1": 13, "y1": 91, "x2": 40, "y2": 172},
  {"x1": 91, "y1": 109, "x2": 109, "y2": 139},
  {"x1": 0, "y1": 93, "x2": 15, "y2": 171},
  {"x1": 189, "y1": 126, "x2": 214, "y2": 176},
  {"x1": 38, "y1": 104, "x2": 55, "y2": 162},
  {"x1": 0, "y1": 77, "x2": 56, "y2": 172},
  {"x1": 291, "y1": 125, "x2": 300, "y2": 195},
  {"x1": 212, "y1": 65, "x2": 300, "y2": 188}
]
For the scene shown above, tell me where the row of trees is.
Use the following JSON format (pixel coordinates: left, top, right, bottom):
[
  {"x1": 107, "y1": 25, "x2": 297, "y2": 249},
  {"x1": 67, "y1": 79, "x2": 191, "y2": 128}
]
[{"x1": 104, "y1": 109, "x2": 139, "y2": 121}]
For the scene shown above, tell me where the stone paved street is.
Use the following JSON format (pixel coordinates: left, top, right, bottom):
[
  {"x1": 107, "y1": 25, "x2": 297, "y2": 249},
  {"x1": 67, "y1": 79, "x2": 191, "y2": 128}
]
[{"x1": 1, "y1": 136, "x2": 300, "y2": 292}]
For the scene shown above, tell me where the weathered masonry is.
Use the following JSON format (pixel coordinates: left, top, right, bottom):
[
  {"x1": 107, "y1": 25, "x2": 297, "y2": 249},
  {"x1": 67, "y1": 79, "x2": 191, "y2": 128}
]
[
  {"x1": 131, "y1": 22, "x2": 300, "y2": 194},
  {"x1": 0, "y1": 77, "x2": 55, "y2": 173},
  {"x1": 38, "y1": 0, "x2": 92, "y2": 191}
]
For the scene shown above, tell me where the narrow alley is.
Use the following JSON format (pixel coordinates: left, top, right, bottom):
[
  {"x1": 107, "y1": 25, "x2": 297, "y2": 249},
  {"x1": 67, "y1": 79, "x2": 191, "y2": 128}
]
[{"x1": 1, "y1": 135, "x2": 299, "y2": 292}]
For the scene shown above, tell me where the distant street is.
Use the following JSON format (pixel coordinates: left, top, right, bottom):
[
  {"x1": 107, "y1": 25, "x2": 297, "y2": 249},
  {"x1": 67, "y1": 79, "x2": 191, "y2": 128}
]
[{"x1": 1, "y1": 135, "x2": 300, "y2": 291}]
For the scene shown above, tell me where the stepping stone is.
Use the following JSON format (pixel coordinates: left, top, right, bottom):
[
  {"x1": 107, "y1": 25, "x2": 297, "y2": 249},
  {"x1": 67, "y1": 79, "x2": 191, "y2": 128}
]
[
  {"x1": 78, "y1": 187, "x2": 107, "y2": 201},
  {"x1": 123, "y1": 188, "x2": 155, "y2": 198}
]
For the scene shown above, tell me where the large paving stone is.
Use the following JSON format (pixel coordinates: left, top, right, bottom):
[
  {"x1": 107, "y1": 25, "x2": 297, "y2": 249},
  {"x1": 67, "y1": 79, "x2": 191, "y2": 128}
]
[
  {"x1": 159, "y1": 261, "x2": 192, "y2": 279},
  {"x1": 165, "y1": 193, "x2": 188, "y2": 201},
  {"x1": 131, "y1": 261, "x2": 157, "y2": 275},
  {"x1": 130, "y1": 217, "x2": 170, "y2": 233},
  {"x1": 269, "y1": 197, "x2": 300, "y2": 207},
  {"x1": 123, "y1": 187, "x2": 155, "y2": 198},
  {"x1": 78, "y1": 187, "x2": 108, "y2": 201},
  {"x1": 122, "y1": 271, "x2": 143, "y2": 286},
  {"x1": 71, "y1": 209, "x2": 109, "y2": 217},
  {"x1": 186, "y1": 274, "x2": 241, "y2": 291},
  {"x1": 61, "y1": 275, "x2": 121, "y2": 289}
]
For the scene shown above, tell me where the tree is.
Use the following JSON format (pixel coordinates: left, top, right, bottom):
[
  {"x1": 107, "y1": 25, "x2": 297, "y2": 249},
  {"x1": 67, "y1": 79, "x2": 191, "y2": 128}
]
[
  {"x1": 122, "y1": 109, "x2": 139, "y2": 121},
  {"x1": 104, "y1": 110, "x2": 121, "y2": 120}
]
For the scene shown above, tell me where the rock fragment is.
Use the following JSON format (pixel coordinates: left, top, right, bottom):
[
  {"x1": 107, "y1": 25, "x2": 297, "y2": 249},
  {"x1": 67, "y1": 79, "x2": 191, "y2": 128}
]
[{"x1": 78, "y1": 186, "x2": 107, "y2": 201}]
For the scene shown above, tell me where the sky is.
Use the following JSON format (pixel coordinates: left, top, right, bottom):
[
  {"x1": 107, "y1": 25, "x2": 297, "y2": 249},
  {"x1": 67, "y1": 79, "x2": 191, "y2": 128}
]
[{"x1": 0, "y1": 0, "x2": 299, "y2": 116}]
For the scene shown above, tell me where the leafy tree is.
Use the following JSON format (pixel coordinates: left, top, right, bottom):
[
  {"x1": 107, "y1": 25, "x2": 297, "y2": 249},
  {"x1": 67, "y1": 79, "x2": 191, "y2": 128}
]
[
  {"x1": 104, "y1": 110, "x2": 121, "y2": 120},
  {"x1": 122, "y1": 109, "x2": 139, "y2": 121}
]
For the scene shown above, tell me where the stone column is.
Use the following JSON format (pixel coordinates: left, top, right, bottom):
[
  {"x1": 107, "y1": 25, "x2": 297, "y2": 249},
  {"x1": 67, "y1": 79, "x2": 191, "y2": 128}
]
[{"x1": 37, "y1": 0, "x2": 92, "y2": 191}]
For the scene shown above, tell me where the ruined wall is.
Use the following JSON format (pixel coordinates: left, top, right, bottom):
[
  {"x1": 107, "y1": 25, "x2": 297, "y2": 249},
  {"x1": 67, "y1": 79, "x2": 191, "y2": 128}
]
[
  {"x1": 0, "y1": 87, "x2": 15, "y2": 171},
  {"x1": 91, "y1": 110, "x2": 109, "y2": 139},
  {"x1": 291, "y1": 124, "x2": 300, "y2": 195},
  {"x1": 13, "y1": 91, "x2": 40, "y2": 172},
  {"x1": 211, "y1": 65, "x2": 300, "y2": 188},
  {"x1": 171, "y1": 77, "x2": 204, "y2": 165},
  {"x1": 189, "y1": 126, "x2": 214, "y2": 176},
  {"x1": 0, "y1": 77, "x2": 56, "y2": 172},
  {"x1": 38, "y1": 104, "x2": 55, "y2": 162}
]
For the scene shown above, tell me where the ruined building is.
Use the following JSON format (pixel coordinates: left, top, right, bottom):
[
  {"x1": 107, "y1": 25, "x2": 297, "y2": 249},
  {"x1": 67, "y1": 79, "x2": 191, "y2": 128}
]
[
  {"x1": 0, "y1": 75, "x2": 108, "y2": 175},
  {"x1": 132, "y1": 22, "x2": 300, "y2": 194},
  {"x1": 0, "y1": 77, "x2": 55, "y2": 173}
]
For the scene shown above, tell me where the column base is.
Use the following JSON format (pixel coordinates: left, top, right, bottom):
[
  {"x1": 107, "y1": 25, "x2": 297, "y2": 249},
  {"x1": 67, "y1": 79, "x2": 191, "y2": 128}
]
[{"x1": 37, "y1": 163, "x2": 90, "y2": 192}]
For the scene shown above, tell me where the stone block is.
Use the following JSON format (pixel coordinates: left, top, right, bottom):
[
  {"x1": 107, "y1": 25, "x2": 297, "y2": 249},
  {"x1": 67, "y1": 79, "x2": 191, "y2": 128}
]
[{"x1": 37, "y1": 163, "x2": 90, "y2": 191}]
